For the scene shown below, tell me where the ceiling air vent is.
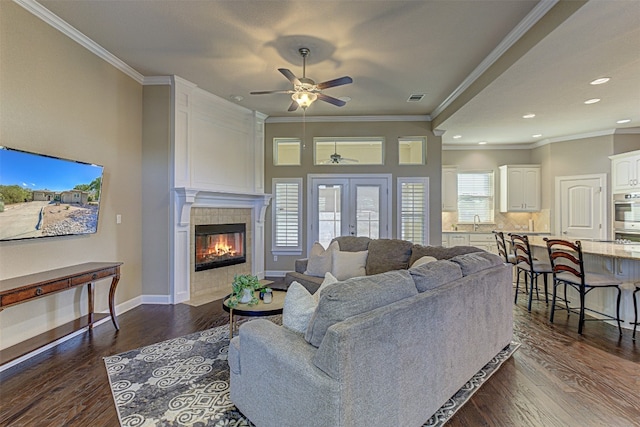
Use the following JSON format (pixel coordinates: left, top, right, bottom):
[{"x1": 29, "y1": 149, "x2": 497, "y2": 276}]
[{"x1": 407, "y1": 94, "x2": 425, "y2": 102}]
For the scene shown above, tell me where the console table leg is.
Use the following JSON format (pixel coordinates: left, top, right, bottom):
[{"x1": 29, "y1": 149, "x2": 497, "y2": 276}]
[
  {"x1": 88, "y1": 282, "x2": 95, "y2": 328},
  {"x1": 109, "y1": 274, "x2": 121, "y2": 331}
]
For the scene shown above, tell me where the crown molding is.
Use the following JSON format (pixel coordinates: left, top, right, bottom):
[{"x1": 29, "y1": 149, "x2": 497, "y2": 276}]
[
  {"x1": 615, "y1": 126, "x2": 640, "y2": 135},
  {"x1": 143, "y1": 76, "x2": 172, "y2": 86},
  {"x1": 443, "y1": 143, "x2": 533, "y2": 151},
  {"x1": 531, "y1": 129, "x2": 617, "y2": 148},
  {"x1": 265, "y1": 115, "x2": 431, "y2": 124},
  {"x1": 15, "y1": 0, "x2": 145, "y2": 84},
  {"x1": 432, "y1": 0, "x2": 558, "y2": 119}
]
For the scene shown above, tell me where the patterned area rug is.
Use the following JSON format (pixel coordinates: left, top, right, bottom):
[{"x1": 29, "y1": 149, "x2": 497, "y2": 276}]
[{"x1": 104, "y1": 324, "x2": 519, "y2": 427}]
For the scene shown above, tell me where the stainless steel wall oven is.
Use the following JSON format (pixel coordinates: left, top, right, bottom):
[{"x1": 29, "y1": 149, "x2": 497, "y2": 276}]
[{"x1": 614, "y1": 193, "x2": 640, "y2": 241}]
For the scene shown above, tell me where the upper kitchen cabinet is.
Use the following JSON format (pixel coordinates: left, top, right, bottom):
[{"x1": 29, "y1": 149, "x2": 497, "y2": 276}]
[
  {"x1": 610, "y1": 150, "x2": 640, "y2": 193},
  {"x1": 442, "y1": 166, "x2": 458, "y2": 211},
  {"x1": 499, "y1": 165, "x2": 541, "y2": 212}
]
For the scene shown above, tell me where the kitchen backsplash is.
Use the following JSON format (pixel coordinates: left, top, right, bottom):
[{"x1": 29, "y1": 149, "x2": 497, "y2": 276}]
[{"x1": 442, "y1": 209, "x2": 551, "y2": 233}]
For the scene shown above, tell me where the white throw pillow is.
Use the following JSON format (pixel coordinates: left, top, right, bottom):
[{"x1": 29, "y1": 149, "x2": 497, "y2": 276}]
[
  {"x1": 313, "y1": 272, "x2": 338, "y2": 303},
  {"x1": 411, "y1": 255, "x2": 438, "y2": 268},
  {"x1": 304, "y1": 241, "x2": 339, "y2": 277},
  {"x1": 282, "y1": 281, "x2": 317, "y2": 334},
  {"x1": 331, "y1": 250, "x2": 368, "y2": 281}
]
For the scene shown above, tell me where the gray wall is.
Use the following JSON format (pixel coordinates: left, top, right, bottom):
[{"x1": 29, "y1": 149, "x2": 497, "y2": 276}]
[
  {"x1": 264, "y1": 120, "x2": 440, "y2": 273},
  {"x1": 142, "y1": 85, "x2": 172, "y2": 295},
  {"x1": 0, "y1": 2, "x2": 143, "y2": 349}
]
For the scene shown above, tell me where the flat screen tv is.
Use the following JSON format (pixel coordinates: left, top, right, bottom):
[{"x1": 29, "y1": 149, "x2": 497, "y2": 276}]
[{"x1": 0, "y1": 146, "x2": 104, "y2": 241}]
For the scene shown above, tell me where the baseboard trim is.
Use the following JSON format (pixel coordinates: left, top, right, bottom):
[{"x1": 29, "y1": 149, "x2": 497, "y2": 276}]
[{"x1": 265, "y1": 270, "x2": 287, "y2": 277}]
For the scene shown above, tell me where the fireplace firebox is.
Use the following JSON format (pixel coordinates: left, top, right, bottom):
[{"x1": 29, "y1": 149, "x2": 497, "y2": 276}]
[{"x1": 195, "y1": 223, "x2": 246, "y2": 271}]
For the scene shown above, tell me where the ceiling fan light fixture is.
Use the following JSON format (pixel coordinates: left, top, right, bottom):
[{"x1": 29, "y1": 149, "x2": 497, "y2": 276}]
[{"x1": 292, "y1": 91, "x2": 317, "y2": 109}]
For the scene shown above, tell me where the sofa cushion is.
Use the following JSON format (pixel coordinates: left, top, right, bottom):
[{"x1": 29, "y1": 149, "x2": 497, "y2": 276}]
[
  {"x1": 304, "y1": 241, "x2": 339, "y2": 277},
  {"x1": 282, "y1": 281, "x2": 317, "y2": 334},
  {"x1": 333, "y1": 236, "x2": 371, "y2": 252},
  {"x1": 409, "y1": 244, "x2": 482, "y2": 265},
  {"x1": 365, "y1": 239, "x2": 413, "y2": 275},
  {"x1": 450, "y1": 251, "x2": 505, "y2": 276},
  {"x1": 332, "y1": 250, "x2": 368, "y2": 281},
  {"x1": 409, "y1": 260, "x2": 463, "y2": 292},
  {"x1": 314, "y1": 272, "x2": 338, "y2": 302},
  {"x1": 305, "y1": 270, "x2": 418, "y2": 347}
]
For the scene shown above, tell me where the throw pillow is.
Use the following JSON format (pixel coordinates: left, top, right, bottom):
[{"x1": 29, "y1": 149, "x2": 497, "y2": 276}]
[
  {"x1": 314, "y1": 272, "x2": 338, "y2": 302},
  {"x1": 365, "y1": 239, "x2": 413, "y2": 275},
  {"x1": 282, "y1": 281, "x2": 317, "y2": 334},
  {"x1": 304, "y1": 241, "x2": 339, "y2": 277},
  {"x1": 410, "y1": 255, "x2": 438, "y2": 268},
  {"x1": 331, "y1": 250, "x2": 367, "y2": 281}
]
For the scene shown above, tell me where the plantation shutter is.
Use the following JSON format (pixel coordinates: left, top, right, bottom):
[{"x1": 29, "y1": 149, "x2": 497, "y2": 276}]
[
  {"x1": 398, "y1": 178, "x2": 428, "y2": 245},
  {"x1": 273, "y1": 179, "x2": 302, "y2": 252},
  {"x1": 457, "y1": 172, "x2": 494, "y2": 223}
]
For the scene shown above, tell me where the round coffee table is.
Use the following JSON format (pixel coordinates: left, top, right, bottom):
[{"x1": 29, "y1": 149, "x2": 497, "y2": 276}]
[{"x1": 222, "y1": 290, "x2": 285, "y2": 337}]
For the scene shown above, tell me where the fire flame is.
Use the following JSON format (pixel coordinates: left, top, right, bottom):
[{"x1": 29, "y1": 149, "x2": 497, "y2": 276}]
[{"x1": 196, "y1": 233, "x2": 242, "y2": 263}]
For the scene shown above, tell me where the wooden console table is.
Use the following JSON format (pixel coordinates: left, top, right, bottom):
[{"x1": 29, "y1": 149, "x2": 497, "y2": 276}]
[{"x1": 0, "y1": 262, "x2": 122, "y2": 365}]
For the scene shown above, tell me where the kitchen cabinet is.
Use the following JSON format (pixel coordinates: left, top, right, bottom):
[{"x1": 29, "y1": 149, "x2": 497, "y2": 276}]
[
  {"x1": 610, "y1": 150, "x2": 640, "y2": 193},
  {"x1": 442, "y1": 166, "x2": 458, "y2": 211},
  {"x1": 443, "y1": 233, "x2": 469, "y2": 248},
  {"x1": 499, "y1": 165, "x2": 540, "y2": 212},
  {"x1": 442, "y1": 232, "x2": 498, "y2": 255}
]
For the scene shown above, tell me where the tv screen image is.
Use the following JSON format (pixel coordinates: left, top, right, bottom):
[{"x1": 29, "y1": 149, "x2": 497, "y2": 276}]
[{"x1": 0, "y1": 146, "x2": 104, "y2": 241}]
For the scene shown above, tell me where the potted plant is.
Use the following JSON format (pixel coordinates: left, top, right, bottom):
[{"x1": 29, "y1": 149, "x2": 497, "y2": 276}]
[{"x1": 227, "y1": 274, "x2": 261, "y2": 308}]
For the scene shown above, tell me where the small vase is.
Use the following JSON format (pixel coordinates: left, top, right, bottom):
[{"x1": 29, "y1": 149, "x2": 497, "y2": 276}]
[
  {"x1": 239, "y1": 288, "x2": 253, "y2": 304},
  {"x1": 263, "y1": 291, "x2": 273, "y2": 304}
]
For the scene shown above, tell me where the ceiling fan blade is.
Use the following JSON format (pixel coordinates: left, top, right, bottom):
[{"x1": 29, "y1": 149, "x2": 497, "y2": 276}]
[
  {"x1": 250, "y1": 90, "x2": 291, "y2": 95},
  {"x1": 287, "y1": 100, "x2": 299, "y2": 112},
  {"x1": 316, "y1": 76, "x2": 353, "y2": 89},
  {"x1": 279, "y1": 68, "x2": 301, "y2": 85},
  {"x1": 317, "y1": 93, "x2": 347, "y2": 107}
]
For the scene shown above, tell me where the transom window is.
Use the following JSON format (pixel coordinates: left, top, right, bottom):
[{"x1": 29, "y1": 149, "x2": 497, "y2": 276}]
[
  {"x1": 273, "y1": 138, "x2": 301, "y2": 166},
  {"x1": 398, "y1": 137, "x2": 426, "y2": 165},
  {"x1": 313, "y1": 137, "x2": 384, "y2": 166},
  {"x1": 457, "y1": 171, "x2": 494, "y2": 223}
]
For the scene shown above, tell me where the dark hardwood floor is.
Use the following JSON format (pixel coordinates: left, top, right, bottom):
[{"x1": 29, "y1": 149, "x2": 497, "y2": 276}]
[{"x1": 1, "y1": 288, "x2": 638, "y2": 427}]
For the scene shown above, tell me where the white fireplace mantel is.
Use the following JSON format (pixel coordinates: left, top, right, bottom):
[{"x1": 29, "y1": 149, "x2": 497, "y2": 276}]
[{"x1": 171, "y1": 187, "x2": 272, "y2": 303}]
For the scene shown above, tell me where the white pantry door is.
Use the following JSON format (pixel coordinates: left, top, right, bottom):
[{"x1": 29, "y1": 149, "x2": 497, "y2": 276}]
[{"x1": 556, "y1": 174, "x2": 607, "y2": 240}]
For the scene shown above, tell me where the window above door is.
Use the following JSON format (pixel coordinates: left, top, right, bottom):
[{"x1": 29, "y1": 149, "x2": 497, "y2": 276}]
[{"x1": 314, "y1": 137, "x2": 384, "y2": 166}]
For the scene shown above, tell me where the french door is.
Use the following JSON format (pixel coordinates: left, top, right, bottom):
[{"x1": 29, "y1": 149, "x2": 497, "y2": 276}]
[{"x1": 308, "y1": 175, "x2": 391, "y2": 250}]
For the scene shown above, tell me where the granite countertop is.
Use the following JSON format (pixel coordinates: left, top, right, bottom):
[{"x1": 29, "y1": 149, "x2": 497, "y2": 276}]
[
  {"x1": 442, "y1": 230, "x2": 551, "y2": 235},
  {"x1": 526, "y1": 235, "x2": 640, "y2": 261}
]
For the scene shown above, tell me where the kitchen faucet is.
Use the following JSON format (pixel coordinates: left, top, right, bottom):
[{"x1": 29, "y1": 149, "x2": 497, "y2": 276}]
[{"x1": 473, "y1": 214, "x2": 481, "y2": 231}]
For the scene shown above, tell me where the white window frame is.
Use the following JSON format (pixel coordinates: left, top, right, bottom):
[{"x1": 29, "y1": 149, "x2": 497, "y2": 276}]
[
  {"x1": 271, "y1": 178, "x2": 303, "y2": 254},
  {"x1": 273, "y1": 138, "x2": 301, "y2": 166},
  {"x1": 398, "y1": 137, "x2": 426, "y2": 165},
  {"x1": 397, "y1": 177, "x2": 430, "y2": 244},
  {"x1": 313, "y1": 137, "x2": 385, "y2": 166},
  {"x1": 457, "y1": 171, "x2": 495, "y2": 224}
]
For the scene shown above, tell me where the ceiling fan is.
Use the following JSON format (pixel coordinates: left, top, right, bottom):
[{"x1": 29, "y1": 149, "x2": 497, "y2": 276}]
[
  {"x1": 321, "y1": 142, "x2": 358, "y2": 164},
  {"x1": 250, "y1": 47, "x2": 353, "y2": 112}
]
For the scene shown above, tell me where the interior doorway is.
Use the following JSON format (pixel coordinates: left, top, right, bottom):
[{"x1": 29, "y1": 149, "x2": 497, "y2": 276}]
[
  {"x1": 308, "y1": 174, "x2": 391, "y2": 250},
  {"x1": 555, "y1": 174, "x2": 607, "y2": 240}
]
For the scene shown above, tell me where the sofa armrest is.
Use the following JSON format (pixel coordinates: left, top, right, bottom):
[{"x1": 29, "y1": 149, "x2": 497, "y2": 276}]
[
  {"x1": 231, "y1": 320, "x2": 340, "y2": 427},
  {"x1": 295, "y1": 258, "x2": 309, "y2": 273}
]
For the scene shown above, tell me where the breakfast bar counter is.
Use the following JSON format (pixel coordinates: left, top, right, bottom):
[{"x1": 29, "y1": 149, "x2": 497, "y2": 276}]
[{"x1": 525, "y1": 236, "x2": 639, "y2": 332}]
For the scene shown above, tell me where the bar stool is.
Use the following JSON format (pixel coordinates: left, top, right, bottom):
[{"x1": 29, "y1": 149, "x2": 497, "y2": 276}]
[
  {"x1": 493, "y1": 231, "x2": 516, "y2": 265},
  {"x1": 544, "y1": 238, "x2": 623, "y2": 336},
  {"x1": 510, "y1": 233, "x2": 552, "y2": 311},
  {"x1": 632, "y1": 284, "x2": 640, "y2": 340}
]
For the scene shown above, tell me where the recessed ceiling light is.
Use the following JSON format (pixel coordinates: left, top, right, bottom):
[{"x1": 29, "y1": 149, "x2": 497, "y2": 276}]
[
  {"x1": 584, "y1": 98, "x2": 601, "y2": 104},
  {"x1": 522, "y1": 113, "x2": 536, "y2": 119},
  {"x1": 590, "y1": 77, "x2": 610, "y2": 85},
  {"x1": 339, "y1": 96, "x2": 352, "y2": 102},
  {"x1": 616, "y1": 119, "x2": 631, "y2": 124},
  {"x1": 230, "y1": 95, "x2": 244, "y2": 102},
  {"x1": 532, "y1": 134, "x2": 542, "y2": 138},
  {"x1": 478, "y1": 141, "x2": 487, "y2": 145},
  {"x1": 453, "y1": 135, "x2": 462, "y2": 139}
]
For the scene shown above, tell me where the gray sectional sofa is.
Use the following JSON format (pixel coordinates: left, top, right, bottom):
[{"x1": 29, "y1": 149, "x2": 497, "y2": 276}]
[
  {"x1": 229, "y1": 245, "x2": 513, "y2": 427},
  {"x1": 284, "y1": 236, "x2": 484, "y2": 293}
]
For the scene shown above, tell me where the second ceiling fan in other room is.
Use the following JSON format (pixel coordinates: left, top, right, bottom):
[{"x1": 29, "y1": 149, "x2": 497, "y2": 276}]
[{"x1": 250, "y1": 48, "x2": 353, "y2": 112}]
